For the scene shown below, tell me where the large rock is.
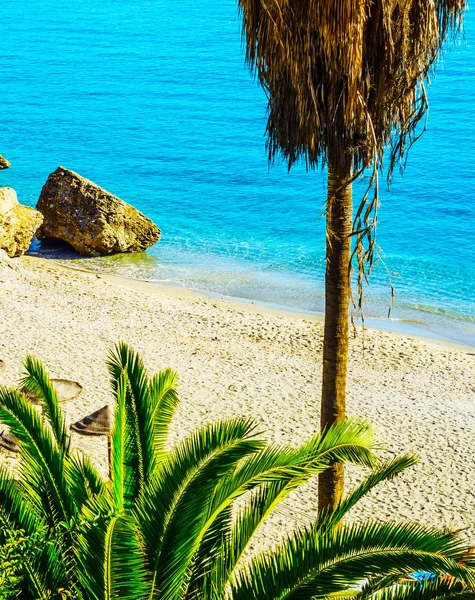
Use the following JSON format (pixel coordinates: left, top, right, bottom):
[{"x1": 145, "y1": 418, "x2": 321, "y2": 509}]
[
  {"x1": 0, "y1": 187, "x2": 19, "y2": 213},
  {"x1": 36, "y1": 167, "x2": 161, "y2": 255},
  {"x1": 0, "y1": 154, "x2": 10, "y2": 169},
  {"x1": 0, "y1": 188, "x2": 43, "y2": 257}
]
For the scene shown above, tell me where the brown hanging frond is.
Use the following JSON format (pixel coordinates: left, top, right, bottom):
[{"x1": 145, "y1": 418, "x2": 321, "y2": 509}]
[{"x1": 238, "y1": 0, "x2": 466, "y2": 304}]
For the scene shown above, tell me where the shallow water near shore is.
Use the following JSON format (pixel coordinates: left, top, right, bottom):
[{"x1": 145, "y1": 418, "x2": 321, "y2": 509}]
[{"x1": 1, "y1": 1, "x2": 474, "y2": 346}]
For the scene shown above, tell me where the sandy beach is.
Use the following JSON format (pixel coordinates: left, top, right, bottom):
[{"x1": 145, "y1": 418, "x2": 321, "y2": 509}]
[{"x1": 1, "y1": 254, "x2": 474, "y2": 547}]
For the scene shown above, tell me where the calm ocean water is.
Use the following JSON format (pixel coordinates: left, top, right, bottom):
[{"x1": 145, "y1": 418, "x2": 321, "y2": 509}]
[{"x1": 1, "y1": 1, "x2": 474, "y2": 346}]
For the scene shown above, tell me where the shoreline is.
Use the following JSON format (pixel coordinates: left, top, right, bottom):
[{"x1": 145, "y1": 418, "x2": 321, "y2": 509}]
[
  {"x1": 1, "y1": 253, "x2": 474, "y2": 545},
  {"x1": 35, "y1": 255, "x2": 475, "y2": 352}
]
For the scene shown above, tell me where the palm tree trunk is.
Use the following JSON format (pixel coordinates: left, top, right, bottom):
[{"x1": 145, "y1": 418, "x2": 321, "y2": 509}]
[{"x1": 318, "y1": 155, "x2": 353, "y2": 512}]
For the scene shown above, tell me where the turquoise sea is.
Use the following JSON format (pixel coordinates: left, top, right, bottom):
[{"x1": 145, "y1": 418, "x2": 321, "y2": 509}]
[{"x1": 1, "y1": 1, "x2": 474, "y2": 346}]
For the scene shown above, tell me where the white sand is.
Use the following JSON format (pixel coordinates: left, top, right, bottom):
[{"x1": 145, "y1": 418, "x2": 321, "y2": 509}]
[{"x1": 1, "y1": 254, "x2": 474, "y2": 545}]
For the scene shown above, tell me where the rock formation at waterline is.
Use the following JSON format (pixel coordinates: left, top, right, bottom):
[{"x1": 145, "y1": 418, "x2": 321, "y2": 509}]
[
  {"x1": 36, "y1": 167, "x2": 161, "y2": 256},
  {"x1": 0, "y1": 188, "x2": 43, "y2": 257},
  {"x1": 0, "y1": 154, "x2": 10, "y2": 169}
]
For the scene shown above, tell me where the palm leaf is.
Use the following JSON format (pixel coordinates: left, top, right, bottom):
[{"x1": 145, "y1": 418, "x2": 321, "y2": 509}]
[
  {"x1": 148, "y1": 367, "x2": 179, "y2": 464},
  {"x1": 108, "y1": 515, "x2": 150, "y2": 600},
  {"x1": 75, "y1": 507, "x2": 149, "y2": 600},
  {"x1": 107, "y1": 343, "x2": 155, "y2": 506},
  {"x1": 154, "y1": 438, "x2": 263, "y2": 600},
  {"x1": 227, "y1": 453, "x2": 414, "y2": 589},
  {"x1": 317, "y1": 455, "x2": 419, "y2": 534},
  {"x1": 230, "y1": 521, "x2": 475, "y2": 600},
  {"x1": 20, "y1": 354, "x2": 69, "y2": 453},
  {"x1": 238, "y1": 0, "x2": 466, "y2": 285},
  {"x1": 0, "y1": 469, "x2": 77, "y2": 599},
  {"x1": 0, "y1": 386, "x2": 76, "y2": 524},
  {"x1": 186, "y1": 420, "x2": 380, "y2": 598},
  {"x1": 300, "y1": 419, "x2": 380, "y2": 469},
  {"x1": 67, "y1": 452, "x2": 107, "y2": 508},
  {"x1": 111, "y1": 371, "x2": 127, "y2": 510},
  {"x1": 0, "y1": 465, "x2": 44, "y2": 536},
  {"x1": 136, "y1": 417, "x2": 263, "y2": 600},
  {"x1": 185, "y1": 503, "x2": 234, "y2": 600},
  {"x1": 4, "y1": 347, "x2": 474, "y2": 600},
  {"x1": 203, "y1": 419, "x2": 379, "y2": 545},
  {"x1": 358, "y1": 578, "x2": 475, "y2": 600},
  {"x1": 24, "y1": 535, "x2": 78, "y2": 600}
]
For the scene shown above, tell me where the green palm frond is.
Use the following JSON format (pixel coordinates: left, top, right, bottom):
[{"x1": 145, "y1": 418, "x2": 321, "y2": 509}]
[
  {"x1": 230, "y1": 521, "x2": 475, "y2": 600},
  {"x1": 138, "y1": 417, "x2": 263, "y2": 600},
  {"x1": 359, "y1": 578, "x2": 475, "y2": 600},
  {"x1": 148, "y1": 367, "x2": 179, "y2": 463},
  {"x1": 3, "y1": 347, "x2": 474, "y2": 599},
  {"x1": 108, "y1": 516, "x2": 150, "y2": 600},
  {"x1": 187, "y1": 441, "x2": 317, "y2": 599},
  {"x1": 0, "y1": 386, "x2": 92, "y2": 598},
  {"x1": 317, "y1": 455, "x2": 419, "y2": 534},
  {"x1": 75, "y1": 511, "x2": 149, "y2": 600},
  {"x1": 227, "y1": 480, "x2": 286, "y2": 566},
  {"x1": 185, "y1": 503, "x2": 234, "y2": 600},
  {"x1": 108, "y1": 344, "x2": 180, "y2": 510},
  {"x1": 0, "y1": 474, "x2": 66, "y2": 598},
  {"x1": 152, "y1": 436, "x2": 263, "y2": 600},
  {"x1": 0, "y1": 386, "x2": 76, "y2": 524},
  {"x1": 107, "y1": 343, "x2": 155, "y2": 506},
  {"x1": 204, "y1": 419, "x2": 379, "y2": 537},
  {"x1": 67, "y1": 452, "x2": 106, "y2": 508},
  {"x1": 22, "y1": 534, "x2": 78, "y2": 600},
  {"x1": 187, "y1": 482, "x2": 280, "y2": 599},
  {"x1": 20, "y1": 354, "x2": 69, "y2": 452},
  {"x1": 75, "y1": 516, "x2": 109, "y2": 600},
  {"x1": 0, "y1": 485, "x2": 76, "y2": 600},
  {"x1": 0, "y1": 465, "x2": 44, "y2": 536},
  {"x1": 110, "y1": 370, "x2": 127, "y2": 510},
  {"x1": 301, "y1": 419, "x2": 380, "y2": 469},
  {"x1": 187, "y1": 420, "x2": 381, "y2": 597},
  {"x1": 136, "y1": 416, "x2": 262, "y2": 551},
  {"x1": 16, "y1": 552, "x2": 51, "y2": 600},
  {"x1": 219, "y1": 454, "x2": 414, "y2": 596}
]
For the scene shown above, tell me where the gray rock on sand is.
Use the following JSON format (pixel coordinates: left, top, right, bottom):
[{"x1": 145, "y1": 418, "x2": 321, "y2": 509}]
[
  {"x1": 0, "y1": 154, "x2": 10, "y2": 170},
  {"x1": 0, "y1": 187, "x2": 44, "y2": 257},
  {"x1": 23, "y1": 378, "x2": 84, "y2": 405},
  {"x1": 36, "y1": 166, "x2": 161, "y2": 256}
]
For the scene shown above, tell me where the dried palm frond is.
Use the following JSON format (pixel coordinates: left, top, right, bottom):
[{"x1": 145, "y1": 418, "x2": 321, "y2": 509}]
[{"x1": 238, "y1": 0, "x2": 466, "y2": 302}]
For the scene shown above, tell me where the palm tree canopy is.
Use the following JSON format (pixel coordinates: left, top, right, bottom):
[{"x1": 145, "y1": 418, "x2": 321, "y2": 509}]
[{"x1": 239, "y1": 0, "x2": 466, "y2": 171}]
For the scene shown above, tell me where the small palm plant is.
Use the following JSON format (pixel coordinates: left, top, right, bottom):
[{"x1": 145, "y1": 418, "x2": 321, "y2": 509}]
[{"x1": 0, "y1": 343, "x2": 474, "y2": 599}]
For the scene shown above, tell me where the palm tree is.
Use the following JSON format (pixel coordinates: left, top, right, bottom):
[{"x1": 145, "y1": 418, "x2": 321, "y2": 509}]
[
  {"x1": 1, "y1": 344, "x2": 474, "y2": 599},
  {"x1": 237, "y1": 0, "x2": 467, "y2": 511},
  {"x1": 358, "y1": 579, "x2": 475, "y2": 600}
]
